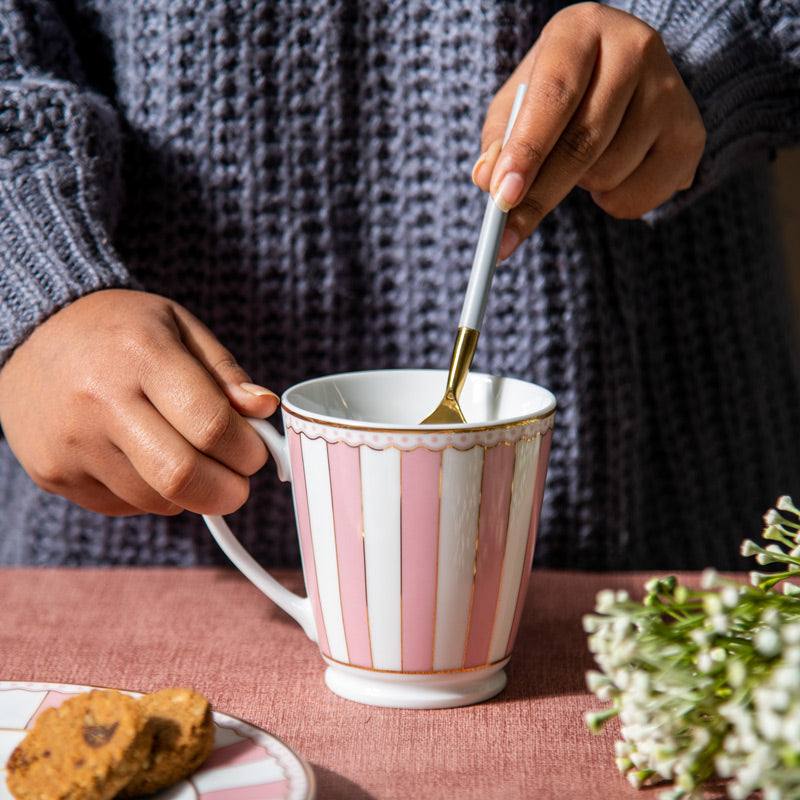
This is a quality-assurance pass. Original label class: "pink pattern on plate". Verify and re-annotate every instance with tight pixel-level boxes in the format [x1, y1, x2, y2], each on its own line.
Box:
[198, 779, 290, 800]
[198, 738, 271, 772]
[26, 690, 78, 727]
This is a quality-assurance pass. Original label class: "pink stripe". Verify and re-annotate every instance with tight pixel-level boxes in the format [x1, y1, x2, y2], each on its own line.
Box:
[27, 691, 79, 727]
[505, 429, 552, 656]
[463, 444, 517, 667]
[199, 779, 290, 800]
[287, 430, 330, 656]
[327, 441, 372, 668]
[198, 739, 270, 772]
[400, 448, 442, 672]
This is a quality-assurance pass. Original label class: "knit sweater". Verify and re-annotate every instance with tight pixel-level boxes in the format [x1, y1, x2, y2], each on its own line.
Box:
[0, 0, 799, 570]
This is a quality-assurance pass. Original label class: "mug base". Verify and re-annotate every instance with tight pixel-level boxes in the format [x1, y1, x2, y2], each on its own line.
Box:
[322, 657, 510, 709]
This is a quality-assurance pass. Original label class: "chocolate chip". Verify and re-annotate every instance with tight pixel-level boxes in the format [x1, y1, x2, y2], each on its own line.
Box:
[42, 750, 50, 757]
[82, 722, 118, 748]
[7, 748, 30, 770]
[75, 758, 85, 768]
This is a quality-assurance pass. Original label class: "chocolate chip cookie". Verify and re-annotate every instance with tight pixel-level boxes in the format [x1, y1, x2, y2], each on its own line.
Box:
[7, 690, 151, 800]
[120, 688, 214, 796]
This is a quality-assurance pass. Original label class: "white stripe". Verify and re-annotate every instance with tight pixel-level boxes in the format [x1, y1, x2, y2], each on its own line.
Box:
[0, 689, 46, 727]
[361, 447, 402, 670]
[488, 436, 542, 663]
[192, 759, 285, 791]
[433, 447, 485, 670]
[213, 725, 245, 749]
[0, 730, 25, 767]
[151, 782, 196, 800]
[300, 436, 348, 662]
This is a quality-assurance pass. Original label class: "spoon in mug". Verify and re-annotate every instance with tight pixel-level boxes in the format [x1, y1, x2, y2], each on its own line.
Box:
[421, 83, 528, 425]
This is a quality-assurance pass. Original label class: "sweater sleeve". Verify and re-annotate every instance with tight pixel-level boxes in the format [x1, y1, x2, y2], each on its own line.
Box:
[0, 0, 130, 367]
[605, 0, 800, 216]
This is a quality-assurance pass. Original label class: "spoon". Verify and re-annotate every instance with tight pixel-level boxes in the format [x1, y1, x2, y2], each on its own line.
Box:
[421, 83, 528, 424]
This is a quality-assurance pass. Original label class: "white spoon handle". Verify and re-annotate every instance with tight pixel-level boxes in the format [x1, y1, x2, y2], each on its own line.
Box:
[458, 83, 527, 331]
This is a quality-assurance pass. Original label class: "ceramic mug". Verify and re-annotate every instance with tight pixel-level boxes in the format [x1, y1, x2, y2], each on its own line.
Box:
[203, 369, 555, 709]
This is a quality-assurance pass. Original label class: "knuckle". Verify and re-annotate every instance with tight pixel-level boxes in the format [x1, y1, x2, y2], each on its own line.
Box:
[73, 372, 110, 409]
[506, 138, 546, 171]
[196, 401, 234, 452]
[687, 119, 707, 154]
[154, 499, 183, 516]
[30, 457, 68, 491]
[660, 74, 683, 99]
[211, 354, 242, 376]
[114, 325, 159, 362]
[516, 192, 548, 231]
[534, 74, 578, 113]
[242, 440, 269, 476]
[157, 454, 199, 500]
[579, 159, 622, 193]
[598, 194, 643, 220]
[580, 171, 615, 193]
[550, 2, 604, 31]
[573, 2, 605, 26]
[636, 25, 663, 57]
[558, 121, 603, 164]
[217, 477, 251, 515]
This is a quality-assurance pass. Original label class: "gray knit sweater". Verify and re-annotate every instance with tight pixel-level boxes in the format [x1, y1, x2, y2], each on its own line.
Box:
[0, 0, 799, 570]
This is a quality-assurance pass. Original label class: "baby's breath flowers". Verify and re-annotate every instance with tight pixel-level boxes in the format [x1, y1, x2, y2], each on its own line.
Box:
[585, 497, 800, 800]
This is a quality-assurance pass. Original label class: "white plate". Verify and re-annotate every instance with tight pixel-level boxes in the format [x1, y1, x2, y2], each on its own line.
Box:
[0, 681, 315, 800]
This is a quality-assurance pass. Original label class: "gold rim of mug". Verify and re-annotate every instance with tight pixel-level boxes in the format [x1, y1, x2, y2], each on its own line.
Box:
[322, 653, 511, 675]
[282, 406, 557, 435]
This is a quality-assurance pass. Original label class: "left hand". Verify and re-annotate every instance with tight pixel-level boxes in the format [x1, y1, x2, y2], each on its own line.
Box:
[472, 2, 706, 260]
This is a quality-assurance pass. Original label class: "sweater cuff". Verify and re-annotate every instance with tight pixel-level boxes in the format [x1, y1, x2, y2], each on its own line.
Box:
[0, 160, 130, 368]
[608, 0, 800, 220]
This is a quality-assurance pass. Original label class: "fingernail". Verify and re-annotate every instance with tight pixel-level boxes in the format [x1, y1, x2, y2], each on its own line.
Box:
[498, 228, 520, 261]
[472, 141, 501, 187]
[494, 172, 525, 212]
[240, 382, 279, 402]
[471, 151, 489, 185]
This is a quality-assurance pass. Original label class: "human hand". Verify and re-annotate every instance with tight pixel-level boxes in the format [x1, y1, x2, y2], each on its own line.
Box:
[472, 2, 706, 259]
[0, 289, 277, 516]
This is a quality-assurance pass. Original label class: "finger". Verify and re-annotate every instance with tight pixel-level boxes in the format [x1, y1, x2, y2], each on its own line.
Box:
[471, 139, 501, 191]
[90, 445, 184, 516]
[171, 304, 280, 419]
[590, 140, 689, 219]
[137, 333, 267, 477]
[108, 396, 250, 515]
[488, 27, 600, 212]
[499, 44, 641, 258]
[61, 475, 143, 517]
[577, 84, 659, 194]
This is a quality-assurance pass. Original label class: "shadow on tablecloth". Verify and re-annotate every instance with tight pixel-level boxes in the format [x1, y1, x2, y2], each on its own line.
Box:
[312, 763, 378, 799]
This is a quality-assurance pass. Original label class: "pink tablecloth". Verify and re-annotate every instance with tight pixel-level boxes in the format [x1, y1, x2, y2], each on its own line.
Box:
[0, 568, 695, 799]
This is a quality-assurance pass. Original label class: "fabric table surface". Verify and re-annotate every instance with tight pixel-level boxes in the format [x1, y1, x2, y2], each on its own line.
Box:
[0, 567, 712, 799]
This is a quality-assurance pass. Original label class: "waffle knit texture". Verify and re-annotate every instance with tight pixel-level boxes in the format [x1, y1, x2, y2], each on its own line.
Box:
[0, 0, 799, 569]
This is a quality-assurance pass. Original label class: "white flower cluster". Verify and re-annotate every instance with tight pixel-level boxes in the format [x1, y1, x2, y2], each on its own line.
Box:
[584, 585, 725, 799]
[584, 496, 800, 800]
[718, 620, 800, 800]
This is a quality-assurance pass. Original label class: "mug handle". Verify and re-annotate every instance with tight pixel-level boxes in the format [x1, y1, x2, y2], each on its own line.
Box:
[203, 418, 317, 643]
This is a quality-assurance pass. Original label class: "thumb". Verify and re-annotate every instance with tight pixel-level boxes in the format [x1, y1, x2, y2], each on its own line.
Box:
[170, 304, 280, 418]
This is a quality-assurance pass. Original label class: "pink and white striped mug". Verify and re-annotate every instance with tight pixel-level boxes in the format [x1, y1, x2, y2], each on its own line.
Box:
[203, 369, 555, 708]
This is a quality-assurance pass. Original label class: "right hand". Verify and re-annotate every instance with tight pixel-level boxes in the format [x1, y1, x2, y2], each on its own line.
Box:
[0, 289, 278, 516]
